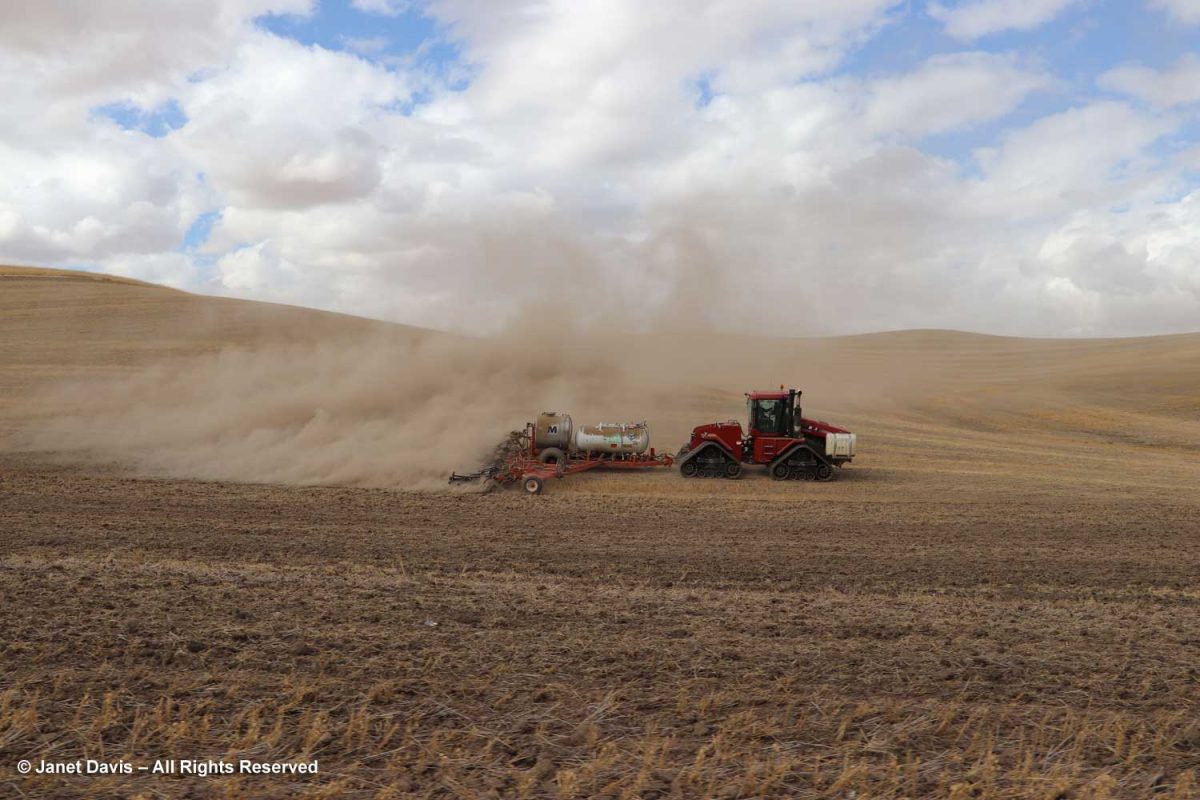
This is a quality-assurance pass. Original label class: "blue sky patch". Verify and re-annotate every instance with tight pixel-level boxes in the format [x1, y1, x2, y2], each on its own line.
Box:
[182, 211, 221, 251]
[254, 0, 468, 113]
[838, 1, 1198, 176]
[692, 73, 716, 108]
[94, 100, 188, 137]
[256, 0, 457, 70]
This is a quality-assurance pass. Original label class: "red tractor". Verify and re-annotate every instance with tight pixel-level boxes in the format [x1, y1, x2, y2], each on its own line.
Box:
[678, 388, 855, 481]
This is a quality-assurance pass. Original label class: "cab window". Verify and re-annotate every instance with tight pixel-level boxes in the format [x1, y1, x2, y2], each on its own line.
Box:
[752, 399, 785, 435]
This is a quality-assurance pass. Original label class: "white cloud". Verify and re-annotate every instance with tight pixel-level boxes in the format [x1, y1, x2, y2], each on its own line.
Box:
[1030, 193, 1200, 331]
[862, 52, 1049, 136]
[342, 35, 391, 55]
[216, 241, 300, 292]
[974, 102, 1171, 201]
[0, 1, 305, 267]
[178, 33, 410, 209]
[0, 1, 312, 108]
[0, 119, 207, 264]
[351, 0, 410, 14]
[929, 0, 1081, 40]
[423, 0, 903, 176]
[970, 103, 1173, 218]
[1099, 55, 1200, 108]
[1149, 0, 1200, 23]
[0, 0, 1197, 337]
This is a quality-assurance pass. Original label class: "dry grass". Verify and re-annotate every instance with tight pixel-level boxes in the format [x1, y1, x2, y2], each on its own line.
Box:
[2, 463, 1199, 798]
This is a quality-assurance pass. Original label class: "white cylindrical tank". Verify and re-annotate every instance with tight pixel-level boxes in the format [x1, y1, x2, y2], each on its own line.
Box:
[573, 422, 650, 455]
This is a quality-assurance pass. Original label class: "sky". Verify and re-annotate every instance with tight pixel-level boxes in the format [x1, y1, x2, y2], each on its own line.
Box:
[1, 0, 1199, 337]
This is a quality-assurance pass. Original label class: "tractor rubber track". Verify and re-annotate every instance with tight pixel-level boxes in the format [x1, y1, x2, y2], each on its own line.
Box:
[679, 446, 742, 479]
[782, 465, 833, 481]
[772, 457, 835, 482]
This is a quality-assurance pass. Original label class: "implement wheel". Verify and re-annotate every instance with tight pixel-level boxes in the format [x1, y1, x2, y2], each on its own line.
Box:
[537, 447, 566, 465]
[523, 476, 544, 495]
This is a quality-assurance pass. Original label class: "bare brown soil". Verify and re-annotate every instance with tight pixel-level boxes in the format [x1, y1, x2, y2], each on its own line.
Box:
[2, 268, 1199, 798]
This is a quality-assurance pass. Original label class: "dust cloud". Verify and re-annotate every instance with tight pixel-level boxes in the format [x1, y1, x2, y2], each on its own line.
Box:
[15, 315, 960, 489]
[6, 264, 986, 490]
[19, 328, 662, 488]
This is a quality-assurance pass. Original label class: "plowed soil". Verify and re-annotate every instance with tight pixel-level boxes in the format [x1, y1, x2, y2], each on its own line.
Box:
[2, 268, 1199, 798]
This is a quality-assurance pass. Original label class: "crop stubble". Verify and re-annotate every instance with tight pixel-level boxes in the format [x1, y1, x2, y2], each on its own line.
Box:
[2, 460, 1199, 798]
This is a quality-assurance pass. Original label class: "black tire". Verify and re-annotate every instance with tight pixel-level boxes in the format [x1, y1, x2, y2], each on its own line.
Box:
[814, 463, 834, 482]
[724, 460, 742, 479]
[770, 461, 790, 480]
[523, 476, 544, 495]
[537, 447, 566, 465]
[680, 460, 699, 478]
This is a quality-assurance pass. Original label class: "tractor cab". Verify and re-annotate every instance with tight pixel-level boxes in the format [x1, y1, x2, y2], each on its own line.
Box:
[746, 389, 801, 438]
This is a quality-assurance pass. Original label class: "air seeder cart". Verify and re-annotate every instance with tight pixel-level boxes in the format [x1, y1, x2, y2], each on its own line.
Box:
[449, 413, 674, 494]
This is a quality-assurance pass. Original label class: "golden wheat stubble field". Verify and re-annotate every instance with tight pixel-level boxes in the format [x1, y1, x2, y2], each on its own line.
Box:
[2, 268, 1200, 799]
